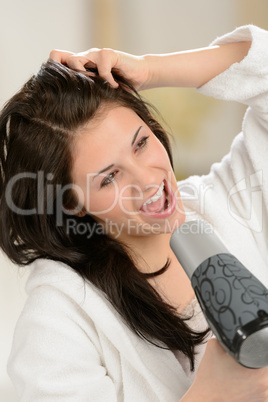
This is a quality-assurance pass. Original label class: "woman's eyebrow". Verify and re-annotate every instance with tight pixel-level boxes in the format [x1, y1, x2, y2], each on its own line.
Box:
[93, 125, 143, 181]
[131, 125, 142, 146]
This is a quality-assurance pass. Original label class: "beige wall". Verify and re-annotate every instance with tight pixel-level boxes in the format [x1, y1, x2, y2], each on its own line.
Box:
[89, 0, 268, 178]
[236, 0, 268, 29]
[1, 1, 267, 400]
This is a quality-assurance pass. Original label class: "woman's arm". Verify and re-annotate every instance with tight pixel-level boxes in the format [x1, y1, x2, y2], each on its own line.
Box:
[49, 41, 250, 90]
[180, 339, 268, 401]
[145, 41, 251, 89]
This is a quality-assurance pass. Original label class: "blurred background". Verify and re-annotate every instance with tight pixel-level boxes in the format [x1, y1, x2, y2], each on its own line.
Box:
[0, 0, 268, 400]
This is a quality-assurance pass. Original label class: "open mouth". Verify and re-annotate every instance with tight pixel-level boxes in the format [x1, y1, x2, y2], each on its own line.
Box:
[139, 179, 175, 218]
[156, 184, 170, 213]
[163, 188, 171, 211]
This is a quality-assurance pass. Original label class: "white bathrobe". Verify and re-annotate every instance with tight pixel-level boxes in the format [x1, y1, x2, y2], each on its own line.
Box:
[7, 25, 268, 401]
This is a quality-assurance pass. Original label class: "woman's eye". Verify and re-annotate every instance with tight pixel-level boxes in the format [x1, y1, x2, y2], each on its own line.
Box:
[101, 171, 118, 188]
[100, 136, 149, 189]
[136, 136, 149, 151]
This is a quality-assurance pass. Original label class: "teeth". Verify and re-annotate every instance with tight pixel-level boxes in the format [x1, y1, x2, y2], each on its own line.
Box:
[144, 181, 164, 205]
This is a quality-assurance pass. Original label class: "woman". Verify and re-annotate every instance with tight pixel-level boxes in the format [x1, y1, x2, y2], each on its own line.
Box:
[1, 24, 268, 400]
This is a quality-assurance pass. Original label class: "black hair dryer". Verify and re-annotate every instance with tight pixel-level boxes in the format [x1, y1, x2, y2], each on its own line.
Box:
[170, 220, 268, 368]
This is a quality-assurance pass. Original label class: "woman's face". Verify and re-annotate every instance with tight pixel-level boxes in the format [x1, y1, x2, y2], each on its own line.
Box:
[71, 105, 185, 241]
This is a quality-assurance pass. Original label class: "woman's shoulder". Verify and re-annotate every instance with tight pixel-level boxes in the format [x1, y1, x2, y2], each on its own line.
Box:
[13, 258, 126, 354]
[26, 258, 86, 295]
[24, 257, 126, 324]
[24, 258, 112, 320]
[13, 258, 142, 364]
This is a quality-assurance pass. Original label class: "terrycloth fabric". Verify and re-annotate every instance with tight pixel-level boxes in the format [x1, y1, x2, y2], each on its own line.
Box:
[7, 25, 268, 401]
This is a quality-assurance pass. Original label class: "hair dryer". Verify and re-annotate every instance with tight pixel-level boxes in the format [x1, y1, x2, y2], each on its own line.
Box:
[170, 220, 268, 369]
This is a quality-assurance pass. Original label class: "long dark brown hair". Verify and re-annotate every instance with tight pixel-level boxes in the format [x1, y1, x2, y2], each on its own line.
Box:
[0, 61, 209, 370]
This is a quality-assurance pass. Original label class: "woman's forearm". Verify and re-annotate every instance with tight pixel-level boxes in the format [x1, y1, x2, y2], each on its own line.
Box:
[145, 41, 251, 89]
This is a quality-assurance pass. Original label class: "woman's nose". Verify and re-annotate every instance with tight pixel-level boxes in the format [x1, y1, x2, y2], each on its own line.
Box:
[131, 166, 161, 196]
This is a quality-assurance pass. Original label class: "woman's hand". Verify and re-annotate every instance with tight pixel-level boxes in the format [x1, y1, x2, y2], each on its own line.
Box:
[182, 338, 268, 401]
[49, 48, 150, 91]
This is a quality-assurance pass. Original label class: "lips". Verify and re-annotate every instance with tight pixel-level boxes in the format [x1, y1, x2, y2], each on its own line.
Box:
[140, 181, 164, 213]
[143, 181, 164, 205]
[141, 188, 166, 214]
[139, 179, 176, 219]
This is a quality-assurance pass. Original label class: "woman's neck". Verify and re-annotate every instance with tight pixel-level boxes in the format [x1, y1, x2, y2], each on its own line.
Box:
[125, 232, 174, 274]
[124, 232, 195, 312]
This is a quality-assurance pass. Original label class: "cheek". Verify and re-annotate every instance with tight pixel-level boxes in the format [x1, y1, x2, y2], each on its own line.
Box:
[85, 190, 119, 215]
[85, 186, 139, 221]
[85, 184, 133, 221]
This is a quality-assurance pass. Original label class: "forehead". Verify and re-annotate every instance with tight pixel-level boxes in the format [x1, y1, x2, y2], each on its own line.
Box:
[71, 106, 144, 182]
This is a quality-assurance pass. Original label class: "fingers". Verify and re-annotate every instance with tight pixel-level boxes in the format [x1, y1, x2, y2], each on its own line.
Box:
[96, 63, 119, 88]
[49, 48, 120, 88]
[66, 55, 92, 72]
[49, 49, 74, 64]
[85, 49, 119, 88]
[49, 49, 89, 71]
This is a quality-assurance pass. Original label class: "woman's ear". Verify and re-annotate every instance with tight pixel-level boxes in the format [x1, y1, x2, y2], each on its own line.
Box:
[63, 204, 87, 217]
[76, 207, 87, 217]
